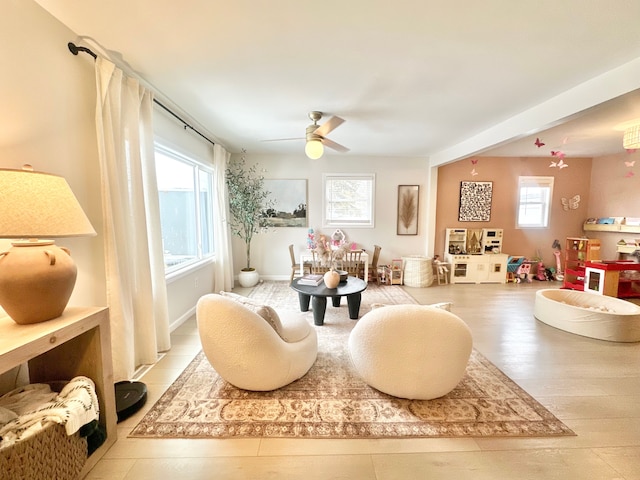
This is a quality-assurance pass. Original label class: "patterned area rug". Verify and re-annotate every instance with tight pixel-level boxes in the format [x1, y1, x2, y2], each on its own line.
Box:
[130, 282, 575, 439]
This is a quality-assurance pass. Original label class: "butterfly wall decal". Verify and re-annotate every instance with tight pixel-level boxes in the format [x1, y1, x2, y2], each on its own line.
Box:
[534, 138, 545, 148]
[550, 159, 568, 169]
[561, 194, 580, 211]
[551, 150, 566, 159]
[470, 168, 478, 176]
[625, 171, 635, 178]
[471, 158, 478, 165]
[625, 160, 635, 167]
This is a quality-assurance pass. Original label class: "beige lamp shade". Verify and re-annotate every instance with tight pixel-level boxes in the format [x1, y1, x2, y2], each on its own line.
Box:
[0, 167, 96, 324]
[0, 168, 96, 238]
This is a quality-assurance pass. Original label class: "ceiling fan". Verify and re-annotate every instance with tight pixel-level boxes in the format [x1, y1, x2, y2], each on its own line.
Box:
[264, 111, 349, 159]
[303, 111, 349, 159]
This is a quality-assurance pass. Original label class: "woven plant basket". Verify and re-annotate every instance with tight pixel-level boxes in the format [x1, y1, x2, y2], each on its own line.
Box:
[402, 256, 434, 287]
[0, 420, 87, 480]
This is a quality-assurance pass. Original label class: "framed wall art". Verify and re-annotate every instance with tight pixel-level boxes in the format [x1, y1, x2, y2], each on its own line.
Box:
[261, 179, 308, 227]
[459, 181, 493, 222]
[397, 185, 419, 235]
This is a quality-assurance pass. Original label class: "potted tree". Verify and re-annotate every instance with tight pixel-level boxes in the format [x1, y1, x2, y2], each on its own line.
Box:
[225, 152, 273, 287]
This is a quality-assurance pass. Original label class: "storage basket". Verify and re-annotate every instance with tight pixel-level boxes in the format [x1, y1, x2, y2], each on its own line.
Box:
[0, 420, 87, 480]
[402, 255, 434, 287]
[0, 380, 89, 480]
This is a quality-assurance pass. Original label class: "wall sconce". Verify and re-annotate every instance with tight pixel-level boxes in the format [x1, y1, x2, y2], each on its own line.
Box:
[623, 124, 640, 150]
[0, 166, 96, 324]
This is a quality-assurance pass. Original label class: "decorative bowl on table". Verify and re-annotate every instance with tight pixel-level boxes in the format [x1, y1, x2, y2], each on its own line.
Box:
[337, 270, 348, 283]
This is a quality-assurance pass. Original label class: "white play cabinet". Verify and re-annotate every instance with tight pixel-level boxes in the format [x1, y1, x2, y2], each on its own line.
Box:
[444, 228, 508, 284]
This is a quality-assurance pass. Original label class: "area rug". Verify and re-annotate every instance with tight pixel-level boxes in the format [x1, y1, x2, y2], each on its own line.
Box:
[130, 282, 575, 439]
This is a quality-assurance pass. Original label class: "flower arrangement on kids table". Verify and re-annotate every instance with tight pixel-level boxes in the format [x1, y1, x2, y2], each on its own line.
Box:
[313, 229, 352, 268]
[306, 228, 317, 250]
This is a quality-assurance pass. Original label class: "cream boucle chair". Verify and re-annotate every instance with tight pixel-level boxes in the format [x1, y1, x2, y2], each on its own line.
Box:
[348, 304, 472, 400]
[196, 293, 318, 391]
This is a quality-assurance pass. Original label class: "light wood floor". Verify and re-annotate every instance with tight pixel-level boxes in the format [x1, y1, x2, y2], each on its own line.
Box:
[86, 281, 640, 479]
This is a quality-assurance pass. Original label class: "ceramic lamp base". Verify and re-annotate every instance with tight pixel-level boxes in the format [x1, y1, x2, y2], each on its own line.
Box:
[0, 241, 77, 324]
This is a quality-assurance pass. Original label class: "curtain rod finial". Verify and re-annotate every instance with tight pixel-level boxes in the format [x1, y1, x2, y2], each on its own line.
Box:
[67, 42, 97, 59]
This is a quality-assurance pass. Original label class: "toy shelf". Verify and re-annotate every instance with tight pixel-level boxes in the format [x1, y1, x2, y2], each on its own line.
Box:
[563, 237, 601, 291]
[583, 223, 640, 234]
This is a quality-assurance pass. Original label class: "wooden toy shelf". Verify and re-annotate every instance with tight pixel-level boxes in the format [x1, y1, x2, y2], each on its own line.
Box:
[563, 237, 601, 291]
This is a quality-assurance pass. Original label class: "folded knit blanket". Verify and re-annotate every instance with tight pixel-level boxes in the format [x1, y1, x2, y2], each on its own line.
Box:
[0, 376, 99, 450]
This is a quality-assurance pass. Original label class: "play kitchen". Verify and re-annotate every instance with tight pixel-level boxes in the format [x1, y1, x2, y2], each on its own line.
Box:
[444, 228, 509, 284]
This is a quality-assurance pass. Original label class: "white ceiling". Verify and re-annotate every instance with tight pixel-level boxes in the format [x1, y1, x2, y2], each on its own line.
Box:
[34, 0, 640, 160]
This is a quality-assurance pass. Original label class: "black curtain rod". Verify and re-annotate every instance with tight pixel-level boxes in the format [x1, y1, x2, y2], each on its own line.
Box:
[68, 42, 215, 147]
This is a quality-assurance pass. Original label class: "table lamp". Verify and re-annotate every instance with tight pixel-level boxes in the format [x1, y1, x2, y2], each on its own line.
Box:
[0, 166, 96, 324]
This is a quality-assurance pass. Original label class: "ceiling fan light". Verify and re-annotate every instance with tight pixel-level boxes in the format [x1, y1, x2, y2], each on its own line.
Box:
[305, 139, 324, 159]
[623, 124, 640, 150]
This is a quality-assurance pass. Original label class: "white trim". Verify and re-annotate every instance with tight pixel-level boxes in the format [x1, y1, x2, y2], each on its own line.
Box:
[516, 176, 554, 229]
[169, 305, 197, 333]
[165, 257, 215, 284]
[322, 173, 376, 228]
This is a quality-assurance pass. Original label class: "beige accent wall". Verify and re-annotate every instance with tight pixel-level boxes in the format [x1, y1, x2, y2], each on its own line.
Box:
[434, 156, 593, 268]
[587, 150, 640, 259]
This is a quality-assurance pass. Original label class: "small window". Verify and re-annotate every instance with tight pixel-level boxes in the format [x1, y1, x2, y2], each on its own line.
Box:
[517, 176, 554, 228]
[155, 144, 215, 272]
[323, 173, 375, 228]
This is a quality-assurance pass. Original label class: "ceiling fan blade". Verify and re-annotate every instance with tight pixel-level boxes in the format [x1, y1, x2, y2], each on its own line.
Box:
[261, 137, 304, 142]
[314, 115, 345, 137]
[322, 137, 350, 153]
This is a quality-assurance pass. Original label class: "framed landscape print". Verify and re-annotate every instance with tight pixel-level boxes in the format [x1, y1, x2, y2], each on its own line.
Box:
[397, 185, 419, 235]
[262, 179, 308, 227]
[459, 181, 492, 222]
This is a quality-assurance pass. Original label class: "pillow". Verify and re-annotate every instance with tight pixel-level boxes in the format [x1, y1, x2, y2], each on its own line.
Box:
[219, 291, 283, 334]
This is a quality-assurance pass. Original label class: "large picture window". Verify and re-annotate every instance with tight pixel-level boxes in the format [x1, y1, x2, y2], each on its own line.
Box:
[155, 145, 214, 272]
[323, 173, 375, 228]
[517, 176, 554, 228]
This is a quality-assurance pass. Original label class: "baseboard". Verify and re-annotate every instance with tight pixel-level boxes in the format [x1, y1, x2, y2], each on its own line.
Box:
[258, 275, 290, 282]
[170, 305, 196, 333]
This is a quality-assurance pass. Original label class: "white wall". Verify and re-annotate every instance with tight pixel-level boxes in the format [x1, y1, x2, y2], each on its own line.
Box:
[0, 0, 106, 311]
[228, 153, 431, 280]
[0, 1, 215, 331]
[0, 0, 106, 392]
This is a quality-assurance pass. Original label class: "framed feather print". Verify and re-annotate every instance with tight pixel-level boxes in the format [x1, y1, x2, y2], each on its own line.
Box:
[397, 185, 419, 235]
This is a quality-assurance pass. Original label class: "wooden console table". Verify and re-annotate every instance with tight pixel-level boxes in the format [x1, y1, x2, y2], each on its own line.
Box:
[0, 307, 116, 478]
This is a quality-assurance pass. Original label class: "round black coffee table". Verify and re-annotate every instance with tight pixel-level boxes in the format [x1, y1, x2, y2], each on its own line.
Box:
[290, 276, 367, 326]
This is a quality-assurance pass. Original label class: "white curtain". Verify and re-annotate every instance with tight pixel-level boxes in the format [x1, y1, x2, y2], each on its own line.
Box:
[94, 57, 171, 382]
[212, 144, 234, 291]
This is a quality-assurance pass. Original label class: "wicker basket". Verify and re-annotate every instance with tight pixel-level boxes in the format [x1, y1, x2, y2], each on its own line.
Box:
[402, 255, 434, 287]
[0, 413, 88, 480]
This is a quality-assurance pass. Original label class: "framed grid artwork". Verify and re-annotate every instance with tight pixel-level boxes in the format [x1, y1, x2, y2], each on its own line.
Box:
[459, 181, 492, 222]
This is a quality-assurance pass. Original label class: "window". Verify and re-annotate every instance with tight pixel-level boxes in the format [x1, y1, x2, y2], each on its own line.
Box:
[155, 144, 214, 272]
[516, 176, 554, 228]
[323, 173, 375, 228]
